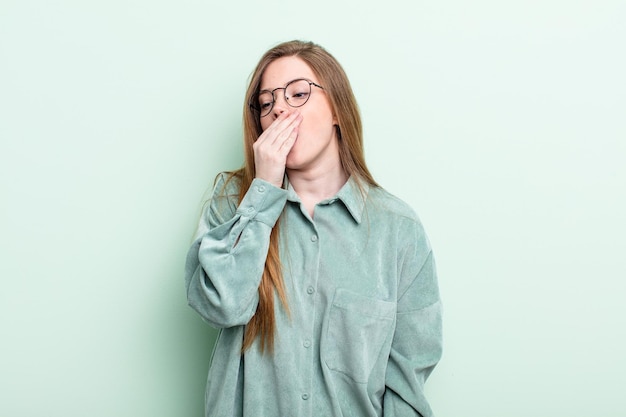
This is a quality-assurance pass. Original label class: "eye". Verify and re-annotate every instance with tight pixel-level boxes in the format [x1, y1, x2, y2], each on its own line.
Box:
[257, 92, 273, 110]
[286, 79, 312, 103]
[291, 91, 310, 99]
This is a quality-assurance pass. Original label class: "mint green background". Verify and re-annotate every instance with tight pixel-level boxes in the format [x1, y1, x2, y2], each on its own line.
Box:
[1, 1, 625, 416]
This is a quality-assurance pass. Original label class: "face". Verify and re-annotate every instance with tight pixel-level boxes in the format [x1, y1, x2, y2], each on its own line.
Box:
[259, 56, 339, 172]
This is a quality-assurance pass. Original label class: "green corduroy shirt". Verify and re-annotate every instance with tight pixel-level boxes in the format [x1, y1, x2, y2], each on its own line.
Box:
[185, 173, 442, 417]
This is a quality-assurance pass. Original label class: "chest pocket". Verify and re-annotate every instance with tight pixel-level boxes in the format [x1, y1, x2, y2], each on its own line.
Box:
[323, 288, 396, 384]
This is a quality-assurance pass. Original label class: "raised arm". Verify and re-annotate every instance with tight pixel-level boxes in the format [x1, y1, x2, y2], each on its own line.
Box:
[184, 174, 288, 328]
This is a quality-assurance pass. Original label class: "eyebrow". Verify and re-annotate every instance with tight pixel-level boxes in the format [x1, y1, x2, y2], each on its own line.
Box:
[259, 77, 314, 93]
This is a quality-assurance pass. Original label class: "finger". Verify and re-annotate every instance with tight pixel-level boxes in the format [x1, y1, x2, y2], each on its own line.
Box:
[272, 115, 302, 151]
[266, 112, 301, 144]
[254, 112, 292, 147]
[265, 110, 293, 132]
[279, 125, 298, 154]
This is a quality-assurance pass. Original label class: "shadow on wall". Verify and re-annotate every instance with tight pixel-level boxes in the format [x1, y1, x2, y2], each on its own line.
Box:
[151, 259, 220, 415]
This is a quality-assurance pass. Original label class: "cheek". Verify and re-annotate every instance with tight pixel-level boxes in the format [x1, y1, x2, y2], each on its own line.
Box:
[301, 112, 335, 137]
[260, 117, 271, 131]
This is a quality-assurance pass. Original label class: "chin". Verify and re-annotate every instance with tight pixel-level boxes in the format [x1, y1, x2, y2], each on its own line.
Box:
[285, 149, 300, 169]
[285, 155, 307, 171]
[285, 159, 299, 170]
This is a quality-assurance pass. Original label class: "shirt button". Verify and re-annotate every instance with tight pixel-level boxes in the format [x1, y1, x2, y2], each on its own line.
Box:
[302, 393, 310, 400]
[306, 286, 315, 295]
[303, 340, 311, 348]
[310, 235, 318, 242]
[257, 185, 265, 193]
[246, 207, 254, 214]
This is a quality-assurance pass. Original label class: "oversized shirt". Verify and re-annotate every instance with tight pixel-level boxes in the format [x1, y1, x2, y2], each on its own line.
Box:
[185, 173, 442, 417]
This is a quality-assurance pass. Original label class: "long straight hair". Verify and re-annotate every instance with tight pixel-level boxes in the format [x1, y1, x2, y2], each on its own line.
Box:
[232, 40, 378, 353]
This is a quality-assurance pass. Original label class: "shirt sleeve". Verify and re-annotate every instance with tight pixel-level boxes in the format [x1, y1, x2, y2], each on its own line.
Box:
[184, 174, 288, 328]
[383, 219, 443, 417]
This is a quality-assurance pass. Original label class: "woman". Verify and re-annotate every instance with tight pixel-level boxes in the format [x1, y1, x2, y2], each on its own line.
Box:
[185, 40, 442, 417]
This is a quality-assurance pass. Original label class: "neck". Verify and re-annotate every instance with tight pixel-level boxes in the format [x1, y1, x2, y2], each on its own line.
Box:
[286, 162, 348, 217]
[287, 164, 348, 200]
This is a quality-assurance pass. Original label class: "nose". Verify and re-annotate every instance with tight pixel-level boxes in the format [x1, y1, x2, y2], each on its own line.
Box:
[271, 90, 289, 119]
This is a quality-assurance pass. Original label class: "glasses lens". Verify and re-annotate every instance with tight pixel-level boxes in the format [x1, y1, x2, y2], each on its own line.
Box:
[257, 91, 274, 116]
[285, 80, 311, 108]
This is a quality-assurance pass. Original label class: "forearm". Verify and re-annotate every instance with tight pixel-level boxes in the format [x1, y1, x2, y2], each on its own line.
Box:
[185, 179, 287, 327]
[383, 299, 443, 417]
[384, 247, 442, 416]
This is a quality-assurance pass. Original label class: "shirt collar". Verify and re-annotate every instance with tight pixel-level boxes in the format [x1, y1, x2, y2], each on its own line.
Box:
[284, 175, 369, 224]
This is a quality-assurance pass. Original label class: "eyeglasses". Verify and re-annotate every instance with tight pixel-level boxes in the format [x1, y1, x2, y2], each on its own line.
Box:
[250, 78, 324, 117]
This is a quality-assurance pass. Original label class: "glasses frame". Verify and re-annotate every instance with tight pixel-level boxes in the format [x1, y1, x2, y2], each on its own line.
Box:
[250, 78, 324, 117]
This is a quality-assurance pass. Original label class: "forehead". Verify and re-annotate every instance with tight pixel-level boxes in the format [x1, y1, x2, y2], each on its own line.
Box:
[260, 56, 318, 90]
